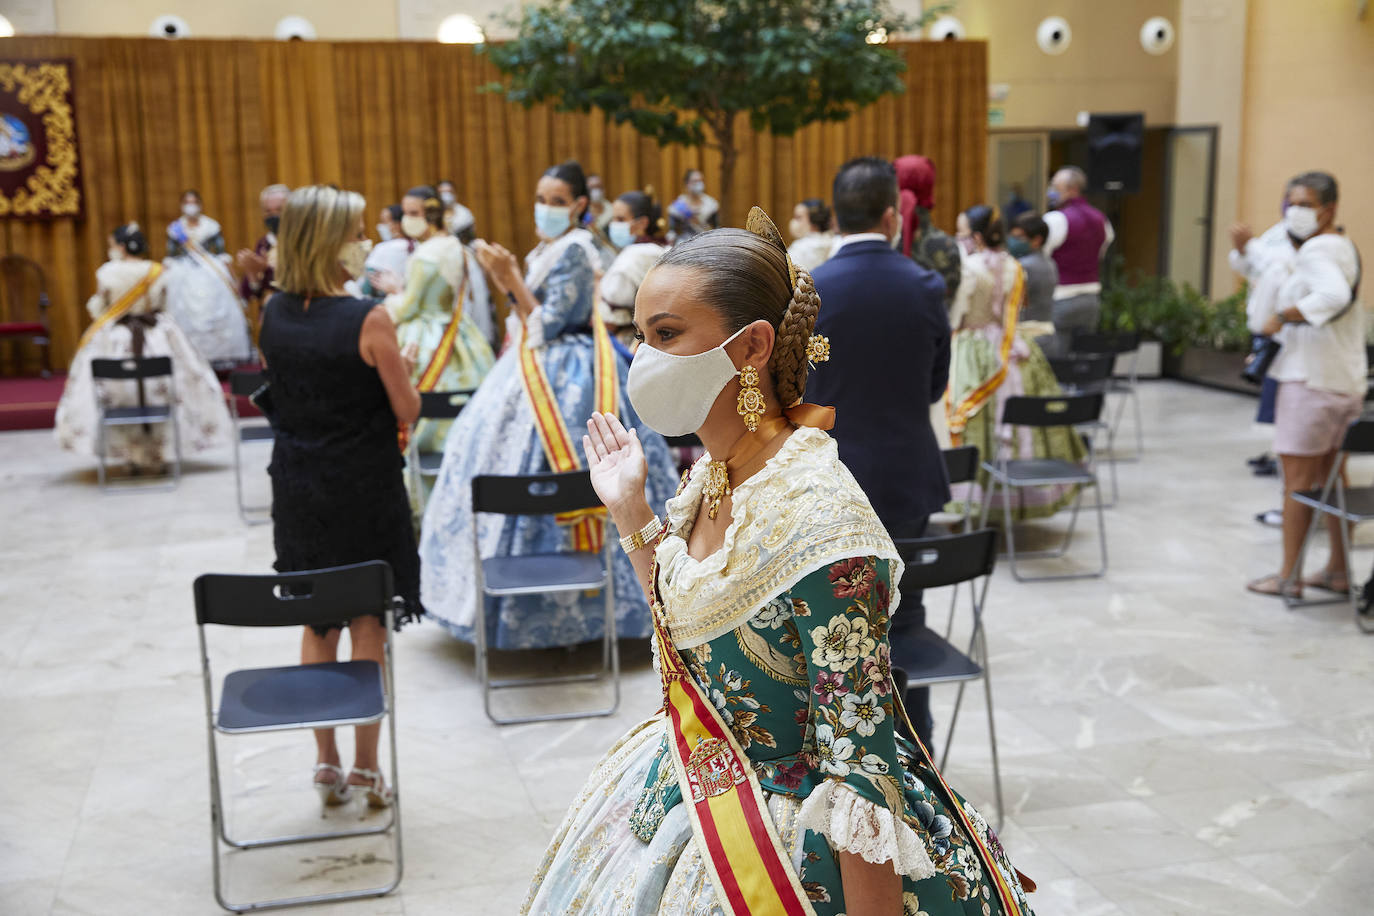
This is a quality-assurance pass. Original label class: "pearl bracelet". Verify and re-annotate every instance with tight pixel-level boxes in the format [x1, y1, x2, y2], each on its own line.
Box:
[618, 515, 664, 554]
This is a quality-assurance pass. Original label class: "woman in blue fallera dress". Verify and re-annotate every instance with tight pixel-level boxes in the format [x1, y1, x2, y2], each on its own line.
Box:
[418, 161, 678, 649]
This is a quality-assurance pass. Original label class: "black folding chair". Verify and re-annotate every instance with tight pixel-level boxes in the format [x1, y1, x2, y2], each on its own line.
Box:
[228, 369, 272, 524]
[979, 393, 1108, 581]
[1286, 418, 1374, 633]
[1071, 330, 1144, 460]
[892, 529, 1004, 829]
[931, 445, 980, 535]
[406, 389, 474, 512]
[471, 470, 619, 724]
[1049, 353, 1121, 506]
[90, 356, 180, 491]
[193, 561, 403, 912]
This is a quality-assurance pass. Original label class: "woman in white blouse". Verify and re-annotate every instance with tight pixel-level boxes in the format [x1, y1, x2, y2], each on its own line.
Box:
[786, 197, 837, 273]
[1246, 172, 1364, 598]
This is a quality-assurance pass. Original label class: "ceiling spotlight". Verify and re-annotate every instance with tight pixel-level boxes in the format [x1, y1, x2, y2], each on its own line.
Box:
[928, 15, 966, 41]
[1139, 17, 1175, 55]
[1036, 16, 1072, 55]
[275, 16, 318, 41]
[149, 14, 190, 39]
[0, 15, 14, 38]
[437, 13, 484, 44]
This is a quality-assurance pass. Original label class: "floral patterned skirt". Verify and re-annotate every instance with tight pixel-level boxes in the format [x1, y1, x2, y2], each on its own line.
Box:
[523, 715, 1035, 916]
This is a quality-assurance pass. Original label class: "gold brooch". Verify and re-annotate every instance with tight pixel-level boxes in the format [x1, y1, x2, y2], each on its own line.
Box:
[806, 334, 831, 366]
[702, 460, 731, 521]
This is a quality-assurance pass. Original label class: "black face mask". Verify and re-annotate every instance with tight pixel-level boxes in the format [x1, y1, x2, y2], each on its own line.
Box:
[264, 215, 281, 235]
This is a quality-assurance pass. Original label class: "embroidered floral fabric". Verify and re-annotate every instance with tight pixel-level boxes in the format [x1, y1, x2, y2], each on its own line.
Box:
[527, 556, 1035, 915]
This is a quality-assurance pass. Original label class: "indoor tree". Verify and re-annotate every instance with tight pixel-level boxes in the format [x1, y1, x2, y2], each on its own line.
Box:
[481, 0, 943, 222]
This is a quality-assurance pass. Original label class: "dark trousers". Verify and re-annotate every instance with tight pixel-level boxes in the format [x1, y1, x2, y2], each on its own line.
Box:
[886, 515, 933, 751]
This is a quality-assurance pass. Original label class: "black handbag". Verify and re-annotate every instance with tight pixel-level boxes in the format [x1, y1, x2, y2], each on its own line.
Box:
[249, 380, 277, 427]
[1241, 243, 1362, 386]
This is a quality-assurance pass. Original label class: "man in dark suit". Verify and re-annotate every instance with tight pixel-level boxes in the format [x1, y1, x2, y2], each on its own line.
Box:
[805, 156, 951, 750]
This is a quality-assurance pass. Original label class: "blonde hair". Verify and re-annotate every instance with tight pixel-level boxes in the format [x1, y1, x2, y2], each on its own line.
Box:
[276, 185, 365, 295]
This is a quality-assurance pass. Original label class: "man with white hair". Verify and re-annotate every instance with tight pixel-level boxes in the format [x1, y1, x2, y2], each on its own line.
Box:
[1041, 166, 1114, 354]
[236, 183, 290, 307]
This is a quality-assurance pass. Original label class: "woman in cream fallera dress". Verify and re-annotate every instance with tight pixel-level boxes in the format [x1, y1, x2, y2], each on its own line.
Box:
[524, 213, 1034, 916]
[56, 235, 231, 470]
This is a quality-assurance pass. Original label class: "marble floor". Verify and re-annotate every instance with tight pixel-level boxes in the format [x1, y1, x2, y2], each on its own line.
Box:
[2, 380, 1372, 915]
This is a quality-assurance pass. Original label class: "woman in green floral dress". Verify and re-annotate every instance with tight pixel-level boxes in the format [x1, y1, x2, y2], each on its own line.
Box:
[522, 211, 1035, 916]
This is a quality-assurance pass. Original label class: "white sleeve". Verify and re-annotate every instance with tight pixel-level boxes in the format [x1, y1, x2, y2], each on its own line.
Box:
[1042, 211, 1068, 256]
[1294, 242, 1357, 327]
[1229, 246, 1252, 280]
[1101, 219, 1115, 257]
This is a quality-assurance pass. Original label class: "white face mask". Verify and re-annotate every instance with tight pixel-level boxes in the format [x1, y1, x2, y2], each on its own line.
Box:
[108, 245, 124, 262]
[401, 214, 428, 239]
[181, 202, 201, 218]
[626, 327, 748, 437]
[788, 217, 810, 240]
[589, 187, 605, 204]
[688, 180, 706, 196]
[339, 239, 372, 280]
[439, 190, 456, 207]
[376, 223, 394, 242]
[1284, 205, 1320, 240]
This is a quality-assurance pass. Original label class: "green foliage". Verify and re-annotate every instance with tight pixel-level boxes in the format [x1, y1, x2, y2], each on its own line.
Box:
[1099, 257, 1250, 355]
[481, 0, 935, 151]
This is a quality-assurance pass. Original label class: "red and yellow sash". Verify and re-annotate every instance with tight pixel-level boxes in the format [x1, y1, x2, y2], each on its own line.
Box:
[77, 263, 163, 351]
[416, 276, 470, 393]
[947, 261, 1026, 446]
[517, 306, 617, 553]
[647, 546, 817, 916]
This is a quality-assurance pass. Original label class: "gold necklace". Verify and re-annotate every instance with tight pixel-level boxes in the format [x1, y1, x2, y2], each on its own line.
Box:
[701, 416, 791, 521]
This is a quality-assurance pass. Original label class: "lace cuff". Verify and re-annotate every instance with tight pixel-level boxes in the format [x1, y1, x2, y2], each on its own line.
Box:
[796, 781, 936, 880]
[523, 307, 550, 349]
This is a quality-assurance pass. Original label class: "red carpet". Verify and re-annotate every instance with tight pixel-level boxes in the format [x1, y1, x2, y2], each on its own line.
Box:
[0, 371, 260, 431]
[0, 373, 65, 431]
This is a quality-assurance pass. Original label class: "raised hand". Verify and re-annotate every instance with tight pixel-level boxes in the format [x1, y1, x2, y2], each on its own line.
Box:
[583, 411, 648, 519]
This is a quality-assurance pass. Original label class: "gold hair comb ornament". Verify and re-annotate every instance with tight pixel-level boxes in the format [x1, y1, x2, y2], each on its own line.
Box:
[806, 334, 831, 367]
[745, 206, 799, 289]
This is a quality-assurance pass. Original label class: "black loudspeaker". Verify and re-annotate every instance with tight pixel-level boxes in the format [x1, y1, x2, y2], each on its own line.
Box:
[1087, 113, 1144, 193]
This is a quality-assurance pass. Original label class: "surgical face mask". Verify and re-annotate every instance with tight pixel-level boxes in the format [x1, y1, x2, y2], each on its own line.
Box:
[182, 202, 201, 218]
[376, 223, 394, 242]
[1284, 205, 1320, 240]
[439, 190, 456, 207]
[535, 203, 572, 240]
[264, 215, 280, 235]
[401, 214, 428, 239]
[688, 180, 706, 196]
[1006, 236, 1032, 258]
[626, 327, 748, 437]
[1045, 187, 1061, 208]
[788, 217, 810, 240]
[338, 239, 372, 280]
[608, 220, 635, 250]
[108, 245, 124, 262]
[589, 187, 605, 204]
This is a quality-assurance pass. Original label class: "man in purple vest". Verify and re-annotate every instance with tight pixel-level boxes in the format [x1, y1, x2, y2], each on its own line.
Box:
[1042, 166, 1115, 355]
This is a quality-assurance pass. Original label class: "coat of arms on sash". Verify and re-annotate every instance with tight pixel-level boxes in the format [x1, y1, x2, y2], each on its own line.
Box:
[0, 60, 83, 218]
[684, 736, 748, 803]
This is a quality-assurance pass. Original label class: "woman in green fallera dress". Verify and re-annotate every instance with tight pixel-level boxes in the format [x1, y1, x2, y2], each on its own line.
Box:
[947, 205, 1086, 524]
[523, 210, 1035, 916]
[373, 185, 495, 510]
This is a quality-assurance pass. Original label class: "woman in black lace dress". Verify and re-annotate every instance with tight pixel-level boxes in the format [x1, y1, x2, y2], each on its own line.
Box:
[259, 185, 421, 809]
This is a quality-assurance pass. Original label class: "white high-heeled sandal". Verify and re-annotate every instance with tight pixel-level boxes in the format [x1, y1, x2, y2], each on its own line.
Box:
[349, 767, 393, 809]
[313, 763, 352, 807]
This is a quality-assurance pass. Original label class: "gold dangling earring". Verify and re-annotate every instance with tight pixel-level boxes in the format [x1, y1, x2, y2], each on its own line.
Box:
[736, 365, 766, 433]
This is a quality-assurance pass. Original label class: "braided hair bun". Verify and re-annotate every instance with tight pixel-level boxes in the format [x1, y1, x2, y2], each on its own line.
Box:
[654, 207, 822, 407]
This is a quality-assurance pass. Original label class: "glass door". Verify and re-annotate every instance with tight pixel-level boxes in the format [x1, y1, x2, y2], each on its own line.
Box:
[1160, 126, 1217, 296]
[988, 132, 1048, 221]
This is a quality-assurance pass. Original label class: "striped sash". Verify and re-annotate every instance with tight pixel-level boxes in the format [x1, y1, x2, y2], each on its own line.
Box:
[516, 306, 617, 552]
[948, 260, 1025, 445]
[77, 263, 163, 351]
